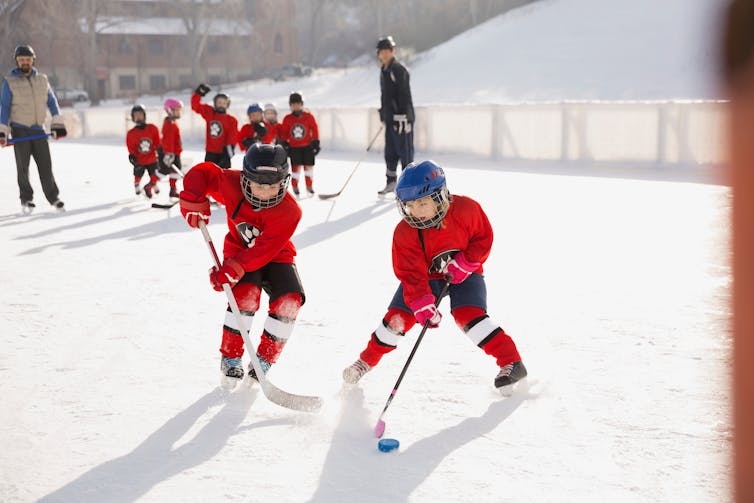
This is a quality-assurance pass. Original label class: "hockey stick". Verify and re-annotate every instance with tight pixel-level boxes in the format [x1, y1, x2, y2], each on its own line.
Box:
[374, 279, 451, 437]
[318, 124, 384, 200]
[197, 220, 323, 412]
[151, 165, 184, 209]
[6, 133, 53, 145]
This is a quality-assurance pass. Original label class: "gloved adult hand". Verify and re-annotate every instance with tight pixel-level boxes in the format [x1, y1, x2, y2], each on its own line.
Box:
[162, 152, 175, 167]
[128, 154, 138, 166]
[50, 115, 67, 139]
[209, 257, 245, 292]
[409, 294, 442, 328]
[442, 252, 480, 284]
[195, 83, 211, 97]
[310, 139, 320, 156]
[0, 124, 8, 147]
[253, 121, 267, 138]
[179, 191, 210, 228]
[392, 114, 411, 134]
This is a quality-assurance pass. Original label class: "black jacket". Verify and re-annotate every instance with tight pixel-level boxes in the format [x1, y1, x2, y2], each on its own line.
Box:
[380, 58, 414, 123]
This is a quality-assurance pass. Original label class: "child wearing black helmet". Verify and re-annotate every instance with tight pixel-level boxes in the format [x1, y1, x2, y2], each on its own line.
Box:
[343, 160, 527, 394]
[126, 104, 161, 198]
[179, 144, 306, 387]
[279, 92, 320, 196]
[191, 83, 239, 169]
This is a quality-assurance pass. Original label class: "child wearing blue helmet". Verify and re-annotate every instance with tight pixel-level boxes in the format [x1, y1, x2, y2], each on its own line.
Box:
[343, 160, 527, 393]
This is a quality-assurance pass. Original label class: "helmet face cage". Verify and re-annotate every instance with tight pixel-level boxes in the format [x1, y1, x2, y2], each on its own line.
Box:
[240, 172, 290, 209]
[397, 186, 450, 229]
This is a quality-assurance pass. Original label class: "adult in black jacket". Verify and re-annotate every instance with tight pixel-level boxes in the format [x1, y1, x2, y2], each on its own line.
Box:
[376, 36, 414, 195]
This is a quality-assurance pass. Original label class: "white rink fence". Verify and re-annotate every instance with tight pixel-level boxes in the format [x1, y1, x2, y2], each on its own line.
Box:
[60, 101, 727, 167]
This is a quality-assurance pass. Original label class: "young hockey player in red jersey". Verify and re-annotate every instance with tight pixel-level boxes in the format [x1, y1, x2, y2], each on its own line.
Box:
[262, 103, 281, 144]
[126, 104, 161, 198]
[191, 83, 238, 169]
[158, 98, 184, 198]
[279, 92, 320, 196]
[179, 144, 306, 385]
[342, 160, 528, 394]
[238, 103, 267, 152]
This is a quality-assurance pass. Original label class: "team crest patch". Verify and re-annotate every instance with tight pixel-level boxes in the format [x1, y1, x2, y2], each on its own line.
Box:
[237, 223, 262, 248]
[209, 120, 223, 138]
[291, 124, 305, 139]
[429, 249, 461, 274]
[138, 138, 152, 153]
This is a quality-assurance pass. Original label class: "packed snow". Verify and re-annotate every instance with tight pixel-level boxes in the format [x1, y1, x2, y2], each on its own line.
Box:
[1, 0, 731, 501]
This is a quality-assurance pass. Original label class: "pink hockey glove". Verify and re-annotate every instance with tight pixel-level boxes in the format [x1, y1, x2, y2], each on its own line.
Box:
[179, 191, 210, 228]
[443, 252, 480, 284]
[209, 258, 245, 292]
[410, 294, 442, 328]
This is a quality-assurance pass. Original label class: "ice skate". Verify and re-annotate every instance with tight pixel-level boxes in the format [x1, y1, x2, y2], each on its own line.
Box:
[169, 186, 179, 199]
[292, 186, 300, 196]
[306, 186, 314, 196]
[52, 199, 65, 212]
[247, 355, 272, 383]
[342, 358, 371, 384]
[377, 180, 396, 196]
[220, 356, 244, 389]
[21, 201, 35, 214]
[134, 183, 142, 196]
[494, 361, 528, 396]
[143, 183, 155, 199]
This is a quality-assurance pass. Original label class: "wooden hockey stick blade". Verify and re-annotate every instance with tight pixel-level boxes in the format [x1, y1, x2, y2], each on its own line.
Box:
[317, 192, 342, 200]
[151, 201, 178, 209]
[259, 379, 323, 412]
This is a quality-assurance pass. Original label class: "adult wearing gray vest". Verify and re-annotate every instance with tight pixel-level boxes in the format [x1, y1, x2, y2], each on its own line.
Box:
[0, 45, 67, 213]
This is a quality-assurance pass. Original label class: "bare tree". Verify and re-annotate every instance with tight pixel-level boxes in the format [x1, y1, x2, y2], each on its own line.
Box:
[0, 0, 28, 50]
[177, 0, 219, 83]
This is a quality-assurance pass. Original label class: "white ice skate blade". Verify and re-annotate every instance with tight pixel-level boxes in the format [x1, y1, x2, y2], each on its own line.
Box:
[497, 377, 529, 397]
[220, 375, 242, 391]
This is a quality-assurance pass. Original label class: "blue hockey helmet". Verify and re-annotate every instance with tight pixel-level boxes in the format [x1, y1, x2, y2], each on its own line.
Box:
[395, 160, 451, 229]
[241, 143, 290, 209]
[247, 103, 263, 114]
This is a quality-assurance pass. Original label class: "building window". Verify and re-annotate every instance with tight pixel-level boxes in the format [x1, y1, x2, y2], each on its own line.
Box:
[148, 38, 164, 54]
[119, 75, 136, 90]
[149, 75, 166, 91]
[179, 75, 193, 88]
[274, 33, 283, 54]
[208, 74, 222, 86]
[118, 37, 132, 54]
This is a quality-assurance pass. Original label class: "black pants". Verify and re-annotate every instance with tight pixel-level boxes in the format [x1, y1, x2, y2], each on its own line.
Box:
[205, 150, 231, 169]
[12, 125, 60, 204]
[384, 124, 414, 181]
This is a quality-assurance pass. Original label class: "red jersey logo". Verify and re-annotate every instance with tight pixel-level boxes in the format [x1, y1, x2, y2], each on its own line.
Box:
[138, 138, 153, 153]
[209, 121, 223, 138]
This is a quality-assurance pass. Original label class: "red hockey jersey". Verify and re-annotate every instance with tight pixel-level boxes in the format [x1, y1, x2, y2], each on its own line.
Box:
[238, 122, 267, 152]
[262, 121, 281, 144]
[392, 195, 492, 305]
[279, 111, 319, 148]
[126, 124, 161, 165]
[182, 162, 302, 272]
[161, 117, 182, 156]
[191, 93, 239, 154]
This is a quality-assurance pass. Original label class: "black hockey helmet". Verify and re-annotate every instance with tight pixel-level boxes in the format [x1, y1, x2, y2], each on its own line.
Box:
[241, 143, 290, 208]
[289, 92, 303, 105]
[14, 44, 35, 62]
[130, 104, 146, 123]
[213, 92, 231, 112]
[376, 36, 396, 51]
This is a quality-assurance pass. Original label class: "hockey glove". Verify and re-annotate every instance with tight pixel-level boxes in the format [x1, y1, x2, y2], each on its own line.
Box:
[253, 121, 267, 138]
[128, 154, 138, 166]
[241, 136, 255, 149]
[410, 294, 442, 328]
[0, 123, 9, 147]
[392, 114, 412, 134]
[195, 83, 211, 97]
[310, 139, 320, 156]
[280, 141, 290, 154]
[179, 191, 211, 228]
[443, 252, 480, 284]
[209, 257, 245, 292]
[162, 152, 175, 167]
[50, 115, 67, 139]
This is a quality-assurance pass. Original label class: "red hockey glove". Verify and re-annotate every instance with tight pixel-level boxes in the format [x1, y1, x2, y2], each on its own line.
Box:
[410, 294, 442, 328]
[209, 258, 245, 292]
[179, 191, 210, 228]
[443, 252, 480, 284]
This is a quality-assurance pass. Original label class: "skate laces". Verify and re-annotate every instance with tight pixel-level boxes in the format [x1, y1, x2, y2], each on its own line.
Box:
[496, 363, 514, 378]
[222, 356, 242, 367]
[350, 359, 370, 375]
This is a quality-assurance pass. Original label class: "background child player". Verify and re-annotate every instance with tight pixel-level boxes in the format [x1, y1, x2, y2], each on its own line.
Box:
[126, 104, 161, 198]
[279, 92, 320, 196]
[262, 103, 281, 144]
[238, 103, 267, 152]
[158, 98, 184, 198]
[179, 144, 307, 387]
[191, 83, 238, 169]
[342, 160, 527, 394]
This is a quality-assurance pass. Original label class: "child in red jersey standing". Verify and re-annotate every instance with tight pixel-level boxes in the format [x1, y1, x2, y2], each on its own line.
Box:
[179, 144, 307, 385]
[342, 160, 527, 394]
[158, 98, 184, 198]
[238, 103, 268, 152]
[191, 83, 238, 169]
[126, 104, 161, 198]
[262, 103, 281, 144]
[279, 92, 320, 196]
